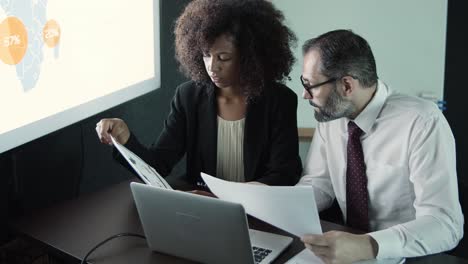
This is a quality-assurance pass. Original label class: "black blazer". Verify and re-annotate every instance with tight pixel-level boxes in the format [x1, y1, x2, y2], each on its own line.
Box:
[118, 81, 302, 186]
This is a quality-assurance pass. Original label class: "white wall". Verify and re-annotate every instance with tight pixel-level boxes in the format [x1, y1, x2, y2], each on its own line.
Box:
[272, 0, 448, 128]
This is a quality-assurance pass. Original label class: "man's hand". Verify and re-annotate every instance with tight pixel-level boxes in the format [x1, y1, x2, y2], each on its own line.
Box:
[301, 231, 378, 264]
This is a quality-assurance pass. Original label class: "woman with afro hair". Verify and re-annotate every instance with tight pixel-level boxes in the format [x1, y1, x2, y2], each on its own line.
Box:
[96, 0, 302, 190]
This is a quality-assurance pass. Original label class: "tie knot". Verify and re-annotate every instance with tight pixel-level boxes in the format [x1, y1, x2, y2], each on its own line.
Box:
[348, 121, 363, 137]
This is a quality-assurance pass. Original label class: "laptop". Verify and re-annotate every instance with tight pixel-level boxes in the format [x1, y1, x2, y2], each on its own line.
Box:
[130, 182, 293, 264]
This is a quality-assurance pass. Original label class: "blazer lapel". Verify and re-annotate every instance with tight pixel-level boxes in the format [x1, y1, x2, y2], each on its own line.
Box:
[197, 85, 218, 177]
[244, 97, 265, 182]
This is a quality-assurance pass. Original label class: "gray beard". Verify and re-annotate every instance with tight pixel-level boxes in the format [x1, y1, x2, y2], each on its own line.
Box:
[311, 86, 356, 122]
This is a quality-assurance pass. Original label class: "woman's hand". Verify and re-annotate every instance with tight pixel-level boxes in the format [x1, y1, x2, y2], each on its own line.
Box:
[95, 118, 130, 145]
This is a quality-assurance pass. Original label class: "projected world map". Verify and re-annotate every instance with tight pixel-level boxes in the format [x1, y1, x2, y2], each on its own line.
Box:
[0, 0, 60, 92]
[0, 0, 156, 153]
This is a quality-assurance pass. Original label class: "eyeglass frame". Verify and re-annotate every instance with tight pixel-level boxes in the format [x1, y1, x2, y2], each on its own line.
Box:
[300, 75, 337, 97]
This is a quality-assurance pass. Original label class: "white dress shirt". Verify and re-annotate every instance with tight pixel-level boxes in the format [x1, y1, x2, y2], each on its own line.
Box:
[298, 80, 464, 259]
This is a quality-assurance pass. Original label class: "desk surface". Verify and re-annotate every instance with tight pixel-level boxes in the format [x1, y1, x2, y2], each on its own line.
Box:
[12, 180, 468, 264]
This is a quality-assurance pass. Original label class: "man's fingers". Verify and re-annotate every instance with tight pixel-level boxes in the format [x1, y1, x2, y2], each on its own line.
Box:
[302, 234, 329, 246]
[306, 244, 330, 257]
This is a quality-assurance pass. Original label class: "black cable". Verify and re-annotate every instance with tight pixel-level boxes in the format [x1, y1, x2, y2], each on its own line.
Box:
[80, 233, 145, 264]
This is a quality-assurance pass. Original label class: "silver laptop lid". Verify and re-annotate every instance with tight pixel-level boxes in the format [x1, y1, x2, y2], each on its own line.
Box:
[130, 182, 255, 264]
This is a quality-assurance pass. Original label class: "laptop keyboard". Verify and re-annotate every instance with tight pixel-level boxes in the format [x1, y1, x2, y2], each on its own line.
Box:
[252, 246, 272, 263]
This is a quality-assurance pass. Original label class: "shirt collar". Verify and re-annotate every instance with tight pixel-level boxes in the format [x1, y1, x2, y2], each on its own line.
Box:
[347, 79, 389, 134]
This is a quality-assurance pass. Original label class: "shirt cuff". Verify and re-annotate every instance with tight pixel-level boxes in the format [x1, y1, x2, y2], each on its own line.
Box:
[368, 228, 403, 259]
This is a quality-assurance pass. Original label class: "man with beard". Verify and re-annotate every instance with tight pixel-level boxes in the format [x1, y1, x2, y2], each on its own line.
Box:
[296, 30, 463, 263]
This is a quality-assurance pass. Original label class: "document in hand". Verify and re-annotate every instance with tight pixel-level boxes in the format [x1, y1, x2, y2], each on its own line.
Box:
[200, 173, 322, 237]
[111, 136, 172, 190]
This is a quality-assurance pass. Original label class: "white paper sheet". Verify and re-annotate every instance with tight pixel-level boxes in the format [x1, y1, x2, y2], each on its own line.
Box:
[285, 249, 324, 264]
[111, 136, 172, 189]
[200, 173, 322, 237]
[286, 249, 405, 264]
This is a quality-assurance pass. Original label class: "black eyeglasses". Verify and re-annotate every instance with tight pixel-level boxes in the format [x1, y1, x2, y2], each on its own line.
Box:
[300, 75, 336, 97]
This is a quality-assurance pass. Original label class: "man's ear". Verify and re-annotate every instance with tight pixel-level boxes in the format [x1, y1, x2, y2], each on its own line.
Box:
[340, 76, 356, 97]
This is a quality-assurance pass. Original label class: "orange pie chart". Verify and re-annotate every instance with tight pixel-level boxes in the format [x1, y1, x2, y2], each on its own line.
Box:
[0, 17, 28, 65]
[43, 19, 61, 48]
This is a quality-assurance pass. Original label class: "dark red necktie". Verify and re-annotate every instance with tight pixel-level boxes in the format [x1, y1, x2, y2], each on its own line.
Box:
[346, 121, 369, 232]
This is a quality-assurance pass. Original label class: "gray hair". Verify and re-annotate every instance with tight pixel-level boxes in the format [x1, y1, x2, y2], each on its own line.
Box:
[302, 29, 378, 88]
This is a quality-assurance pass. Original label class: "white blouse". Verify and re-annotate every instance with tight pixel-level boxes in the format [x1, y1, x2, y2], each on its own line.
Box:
[216, 116, 245, 182]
